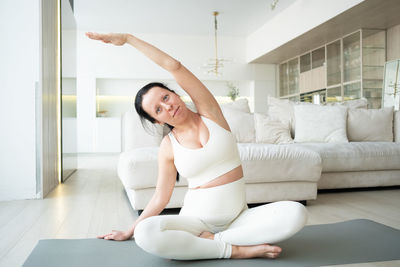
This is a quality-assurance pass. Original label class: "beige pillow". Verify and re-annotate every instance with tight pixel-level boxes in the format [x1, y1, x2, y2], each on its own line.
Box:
[268, 96, 368, 139]
[221, 107, 255, 143]
[347, 107, 394, 142]
[267, 96, 313, 138]
[267, 96, 293, 127]
[254, 113, 293, 144]
[294, 105, 349, 143]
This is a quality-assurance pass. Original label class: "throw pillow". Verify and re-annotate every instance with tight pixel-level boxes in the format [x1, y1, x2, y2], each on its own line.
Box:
[221, 107, 255, 143]
[267, 96, 369, 139]
[254, 113, 293, 144]
[267, 96, 313, 138]
[267, 96, 293, 127]
[294, 105, 349, 143]
[347, 107, 394, 142]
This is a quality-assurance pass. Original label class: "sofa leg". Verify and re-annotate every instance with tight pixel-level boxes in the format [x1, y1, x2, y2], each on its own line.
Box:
[299, 200, 307, 206]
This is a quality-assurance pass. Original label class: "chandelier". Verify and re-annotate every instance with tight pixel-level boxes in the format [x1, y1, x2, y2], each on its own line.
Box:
[271, 0, 280, 10]
[202, 11, 230, 77]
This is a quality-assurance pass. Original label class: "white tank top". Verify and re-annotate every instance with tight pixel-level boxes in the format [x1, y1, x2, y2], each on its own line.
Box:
[168, 115, 242, 189]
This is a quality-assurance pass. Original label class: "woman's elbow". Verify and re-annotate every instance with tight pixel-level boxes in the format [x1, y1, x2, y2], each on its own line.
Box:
[165, 60, 181, 72]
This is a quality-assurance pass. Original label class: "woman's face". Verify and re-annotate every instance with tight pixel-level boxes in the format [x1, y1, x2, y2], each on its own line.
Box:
[142, 86, 186, 125]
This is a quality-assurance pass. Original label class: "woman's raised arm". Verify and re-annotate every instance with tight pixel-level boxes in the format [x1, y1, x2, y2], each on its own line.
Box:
[86, 32, 222, 118]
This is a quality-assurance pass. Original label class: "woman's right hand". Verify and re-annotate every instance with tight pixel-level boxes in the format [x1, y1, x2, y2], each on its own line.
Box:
[86, 32, 128, 46]
[97, 229, 132, 241]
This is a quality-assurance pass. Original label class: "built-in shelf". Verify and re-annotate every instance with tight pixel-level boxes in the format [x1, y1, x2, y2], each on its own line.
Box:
[279, 28, 386, 108]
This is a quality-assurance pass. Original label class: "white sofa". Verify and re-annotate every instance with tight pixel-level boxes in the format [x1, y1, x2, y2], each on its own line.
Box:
[117, 98, 400, 212]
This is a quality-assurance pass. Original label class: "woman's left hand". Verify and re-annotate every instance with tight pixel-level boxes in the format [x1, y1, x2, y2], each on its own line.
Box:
[86, 32, 128, 46]
[97, 230, 132, 241]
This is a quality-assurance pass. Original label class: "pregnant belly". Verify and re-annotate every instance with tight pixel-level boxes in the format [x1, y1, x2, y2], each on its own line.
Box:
[180, 178, 247, 227]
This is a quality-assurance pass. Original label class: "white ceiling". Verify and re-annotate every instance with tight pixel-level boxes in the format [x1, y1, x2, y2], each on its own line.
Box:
[73, 0, 296, 36]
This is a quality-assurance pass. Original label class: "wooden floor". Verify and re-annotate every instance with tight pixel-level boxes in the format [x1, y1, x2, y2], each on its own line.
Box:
[0, 154, 399, 267]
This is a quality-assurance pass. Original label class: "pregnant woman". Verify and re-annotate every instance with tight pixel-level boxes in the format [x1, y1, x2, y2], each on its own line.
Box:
[87, 32, 308, 260]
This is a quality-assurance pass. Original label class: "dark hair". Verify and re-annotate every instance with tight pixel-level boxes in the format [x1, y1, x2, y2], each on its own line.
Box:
[134, 82, 180, 182]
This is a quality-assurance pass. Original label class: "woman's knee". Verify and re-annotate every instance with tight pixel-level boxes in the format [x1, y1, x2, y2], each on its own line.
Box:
[280, 201, 308, 233]
[134, 216, 163, 253]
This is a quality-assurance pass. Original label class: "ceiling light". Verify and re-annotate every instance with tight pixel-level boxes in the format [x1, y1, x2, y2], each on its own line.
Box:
[202, 11, 230, 77]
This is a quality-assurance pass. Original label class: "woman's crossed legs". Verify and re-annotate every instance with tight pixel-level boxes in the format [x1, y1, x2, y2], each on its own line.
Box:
[134, 200, 308, 260]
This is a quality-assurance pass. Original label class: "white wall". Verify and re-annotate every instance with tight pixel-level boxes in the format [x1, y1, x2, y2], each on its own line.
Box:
[246, 0, 364, 63]
[74, 31, 276, 153]
[0, 0, 40, 200]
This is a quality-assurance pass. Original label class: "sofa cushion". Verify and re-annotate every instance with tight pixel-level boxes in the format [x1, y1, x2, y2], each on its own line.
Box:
[253, 113, 293, 144]
[293, 105, 348, 143]
[267, 96, 368, 139]
[347, 107, 394, 142]
[221, 107, 255, 143]
[293, 142, 400, 172]
[238, 143, 322, 184]
[267, 96, 296, 138]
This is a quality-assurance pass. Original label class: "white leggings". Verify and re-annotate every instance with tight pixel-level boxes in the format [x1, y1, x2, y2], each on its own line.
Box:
[134, 178, 308, 260]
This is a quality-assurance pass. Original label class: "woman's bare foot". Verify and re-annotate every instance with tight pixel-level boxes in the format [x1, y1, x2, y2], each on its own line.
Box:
[198, 231, 214, 240]
[231, 244, 282, 259]
[199, 231, 282, 259]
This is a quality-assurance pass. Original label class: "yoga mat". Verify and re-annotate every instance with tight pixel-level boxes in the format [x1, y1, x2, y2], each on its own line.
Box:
[23, 219, 400, 267]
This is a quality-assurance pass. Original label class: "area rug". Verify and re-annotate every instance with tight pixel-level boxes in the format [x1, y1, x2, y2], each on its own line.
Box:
[22, 219, 400, 267]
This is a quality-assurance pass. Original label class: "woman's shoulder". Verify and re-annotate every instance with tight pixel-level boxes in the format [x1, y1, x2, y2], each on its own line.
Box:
[159, 134, 174, 161]
[199, 111, 231, 132]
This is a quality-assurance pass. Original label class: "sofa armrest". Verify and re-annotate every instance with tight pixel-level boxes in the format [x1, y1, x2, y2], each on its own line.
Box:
[395, 110, 400, 143]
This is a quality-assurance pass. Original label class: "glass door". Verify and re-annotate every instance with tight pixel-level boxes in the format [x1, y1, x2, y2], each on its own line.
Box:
[61, 0, 77, 182]
[326, 86, 342, 102]
[343, 31, 361, 100]
[343, 31, 361, 83]
[362, 29, 386, 109]
[288, 58, 299, 95]
[279, 63, 288, 97]
[327, 40, 342, 87]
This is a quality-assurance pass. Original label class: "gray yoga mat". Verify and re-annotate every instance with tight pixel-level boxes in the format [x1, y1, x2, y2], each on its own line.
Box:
[23, 219, 400, 267]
